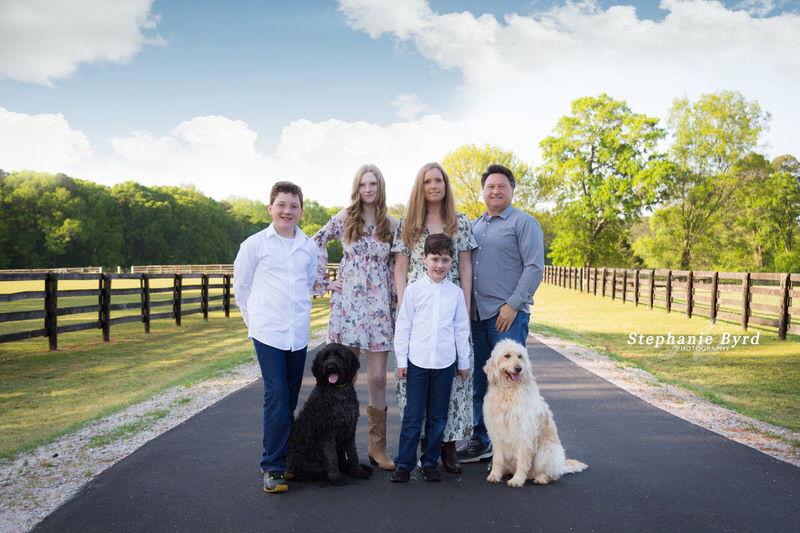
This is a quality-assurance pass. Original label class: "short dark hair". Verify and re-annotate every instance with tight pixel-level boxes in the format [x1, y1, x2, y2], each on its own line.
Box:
[481, 164, 515, 189]
[270, 181, 304, 207]
[424, 233, 455, 258]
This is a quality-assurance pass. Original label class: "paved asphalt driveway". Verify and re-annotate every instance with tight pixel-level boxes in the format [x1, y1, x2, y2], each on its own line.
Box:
[33, 337, 800, 532]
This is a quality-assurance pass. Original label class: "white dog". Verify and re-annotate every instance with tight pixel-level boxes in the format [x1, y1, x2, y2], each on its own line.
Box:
[483, 339, 587, 487]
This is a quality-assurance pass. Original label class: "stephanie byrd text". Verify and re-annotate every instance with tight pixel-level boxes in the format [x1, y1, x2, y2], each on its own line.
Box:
[627, 332, 760, 349]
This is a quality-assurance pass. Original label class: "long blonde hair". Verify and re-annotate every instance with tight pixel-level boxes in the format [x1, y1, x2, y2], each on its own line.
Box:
[344, 164, 393, 244]
[401, 162, 458, 247]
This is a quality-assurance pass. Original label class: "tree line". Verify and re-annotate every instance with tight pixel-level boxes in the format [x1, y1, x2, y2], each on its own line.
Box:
[2, 90, 797, 273]
[0, 171, 345, 269]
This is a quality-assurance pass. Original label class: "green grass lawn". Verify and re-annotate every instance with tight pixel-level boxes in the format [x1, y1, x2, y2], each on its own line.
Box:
[530, 284, 800, 433]
[0, 295, 331, 458]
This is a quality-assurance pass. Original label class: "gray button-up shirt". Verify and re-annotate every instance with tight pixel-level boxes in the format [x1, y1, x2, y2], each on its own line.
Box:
[470, 204, 544, 321]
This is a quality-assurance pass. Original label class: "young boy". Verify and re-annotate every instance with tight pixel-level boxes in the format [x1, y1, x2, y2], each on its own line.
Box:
[233, 181, 317, 494]
[391, 234, 470, 482]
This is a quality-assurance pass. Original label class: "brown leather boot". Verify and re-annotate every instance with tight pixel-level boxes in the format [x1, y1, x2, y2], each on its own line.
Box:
[441, 441, 462, 473]
[366, 405, 395, 470]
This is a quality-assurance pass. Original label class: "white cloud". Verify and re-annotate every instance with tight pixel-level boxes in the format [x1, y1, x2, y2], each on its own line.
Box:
[0, 107, 93, 171]
[0, 0, 163, 85]
[390, 93, 429, 120]
[101, 113, 483, 206]
[274, 114, 480, 205]
[337, 0, 800, 165]
[107, 116, 270, 198]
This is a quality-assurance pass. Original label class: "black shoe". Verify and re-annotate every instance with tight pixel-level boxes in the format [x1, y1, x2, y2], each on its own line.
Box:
[456, 438, 493, 463]
[390, 468, 410, 483]
[421, 466, 442, 482]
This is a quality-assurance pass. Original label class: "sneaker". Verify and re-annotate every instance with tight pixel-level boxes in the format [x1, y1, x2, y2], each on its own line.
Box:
[390, 467, 410, 483]
[263, 471, 288, 493]
[262, 468, 295, 480]
[456, 438, 493, 463]
[421, 466, 442, 482]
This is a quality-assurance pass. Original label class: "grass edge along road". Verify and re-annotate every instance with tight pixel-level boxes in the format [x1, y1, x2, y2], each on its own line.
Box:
[530, 284, 800, 435]
[0, 297, 331, 458]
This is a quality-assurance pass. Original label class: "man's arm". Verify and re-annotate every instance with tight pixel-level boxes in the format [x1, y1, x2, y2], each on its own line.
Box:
[495, 215, 544, 332]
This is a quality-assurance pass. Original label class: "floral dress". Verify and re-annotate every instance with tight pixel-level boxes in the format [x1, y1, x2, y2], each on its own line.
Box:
[313, 217, 395, 352]
[392, 212, 478, 442]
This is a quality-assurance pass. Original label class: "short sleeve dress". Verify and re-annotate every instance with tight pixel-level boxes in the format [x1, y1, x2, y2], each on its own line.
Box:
[391, 212, 478, 442]
[313, 217, 395, 352]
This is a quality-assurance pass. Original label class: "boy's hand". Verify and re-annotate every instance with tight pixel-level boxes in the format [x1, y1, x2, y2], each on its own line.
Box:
[398, 367, 408, 380]
[329, 279, 344, 293]
[457, 368, 469, 382]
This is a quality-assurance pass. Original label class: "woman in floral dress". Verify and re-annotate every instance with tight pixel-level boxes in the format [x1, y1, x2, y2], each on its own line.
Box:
[392, 161, 477, 473]
[313, 164, 398, 470]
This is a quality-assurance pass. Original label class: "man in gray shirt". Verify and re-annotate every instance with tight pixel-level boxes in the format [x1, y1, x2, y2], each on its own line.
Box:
[457, 164, 545, 463]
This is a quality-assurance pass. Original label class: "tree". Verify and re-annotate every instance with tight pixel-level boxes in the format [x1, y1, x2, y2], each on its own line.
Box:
[441, 143, 537, 220]
[768, 155, 800, 256]
[642, 91, 770, 270]
[537, 94, 669, 267]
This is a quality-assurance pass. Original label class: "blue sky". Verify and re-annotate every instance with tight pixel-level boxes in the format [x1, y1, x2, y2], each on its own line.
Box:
[1, 0, 799, 207]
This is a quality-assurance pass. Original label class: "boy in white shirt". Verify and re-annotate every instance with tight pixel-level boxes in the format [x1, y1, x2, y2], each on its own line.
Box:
[233, 181, 317, 494]
[391, 234, 470, 482]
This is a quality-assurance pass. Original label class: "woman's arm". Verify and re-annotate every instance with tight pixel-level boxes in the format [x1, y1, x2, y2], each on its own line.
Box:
[394, 253, 410, 309]
[457, 249, 472, 315]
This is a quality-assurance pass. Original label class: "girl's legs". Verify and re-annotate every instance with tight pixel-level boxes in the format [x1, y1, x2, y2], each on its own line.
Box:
[355, 348, 394, 470]
[365, 350, 388, 410]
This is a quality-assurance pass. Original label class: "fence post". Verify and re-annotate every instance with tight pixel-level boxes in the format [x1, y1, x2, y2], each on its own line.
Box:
[622, 270, 628, 304]
[633, 270, 640, 307]
[174, 274, 182, 326]
[141, 274, 151, 334]
[100, 274, 111, 342]
[601, 268, 607, 297]
[710, 272, 719, 324]
[593, 268, 598, 296]
[649, 269, 655, 309]
[202, 274, 209, 320]
[611, 269, 617, 301]
[45, 273, 58, 351]
[778, 272, 790, 340]
[223, 274, 231, 317]
[741, 272, 751, 331]
[686, 271, 694, 318]
[665, 270, 672, 313]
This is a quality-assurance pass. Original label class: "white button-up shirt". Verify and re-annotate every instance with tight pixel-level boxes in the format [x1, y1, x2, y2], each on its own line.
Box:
[233, 224, 317, 351]
[394, 275, 470, 371]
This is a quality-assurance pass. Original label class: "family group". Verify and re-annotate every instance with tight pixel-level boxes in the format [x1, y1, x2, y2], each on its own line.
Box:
[233, 162, 544, 493]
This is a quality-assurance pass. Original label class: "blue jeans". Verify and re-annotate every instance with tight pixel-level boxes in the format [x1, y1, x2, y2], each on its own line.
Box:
[471, 311, 530, 443]
[395, 361, 456, 471]
[253, 339, 307, 473]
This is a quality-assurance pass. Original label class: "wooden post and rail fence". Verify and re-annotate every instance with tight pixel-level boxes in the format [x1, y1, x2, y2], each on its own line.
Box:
[0, 271, 234, 351]
[543, 265, 799, 340]
[4, 263, 795, 350]
[0, 264, 340, 351]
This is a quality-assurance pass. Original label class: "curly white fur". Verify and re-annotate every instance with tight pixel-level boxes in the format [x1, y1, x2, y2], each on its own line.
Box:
[483, 339, 587, 487]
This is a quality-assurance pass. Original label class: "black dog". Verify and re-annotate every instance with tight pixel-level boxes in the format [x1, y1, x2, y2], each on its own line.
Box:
[286, 343, 372, 485]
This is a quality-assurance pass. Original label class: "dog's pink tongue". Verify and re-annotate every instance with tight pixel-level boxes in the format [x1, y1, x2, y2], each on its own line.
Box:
[511, 373, 521, 382]
[328, 373, 339, 384]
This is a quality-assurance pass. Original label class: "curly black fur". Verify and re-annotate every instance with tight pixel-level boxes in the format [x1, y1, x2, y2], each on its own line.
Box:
[286, 343, 373, 485]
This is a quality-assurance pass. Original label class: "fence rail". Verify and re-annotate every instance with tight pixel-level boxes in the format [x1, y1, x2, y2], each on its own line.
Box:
[0, 272, 234, 350]
[131, 264, 234, 274]
[543, 266, 799, 340]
